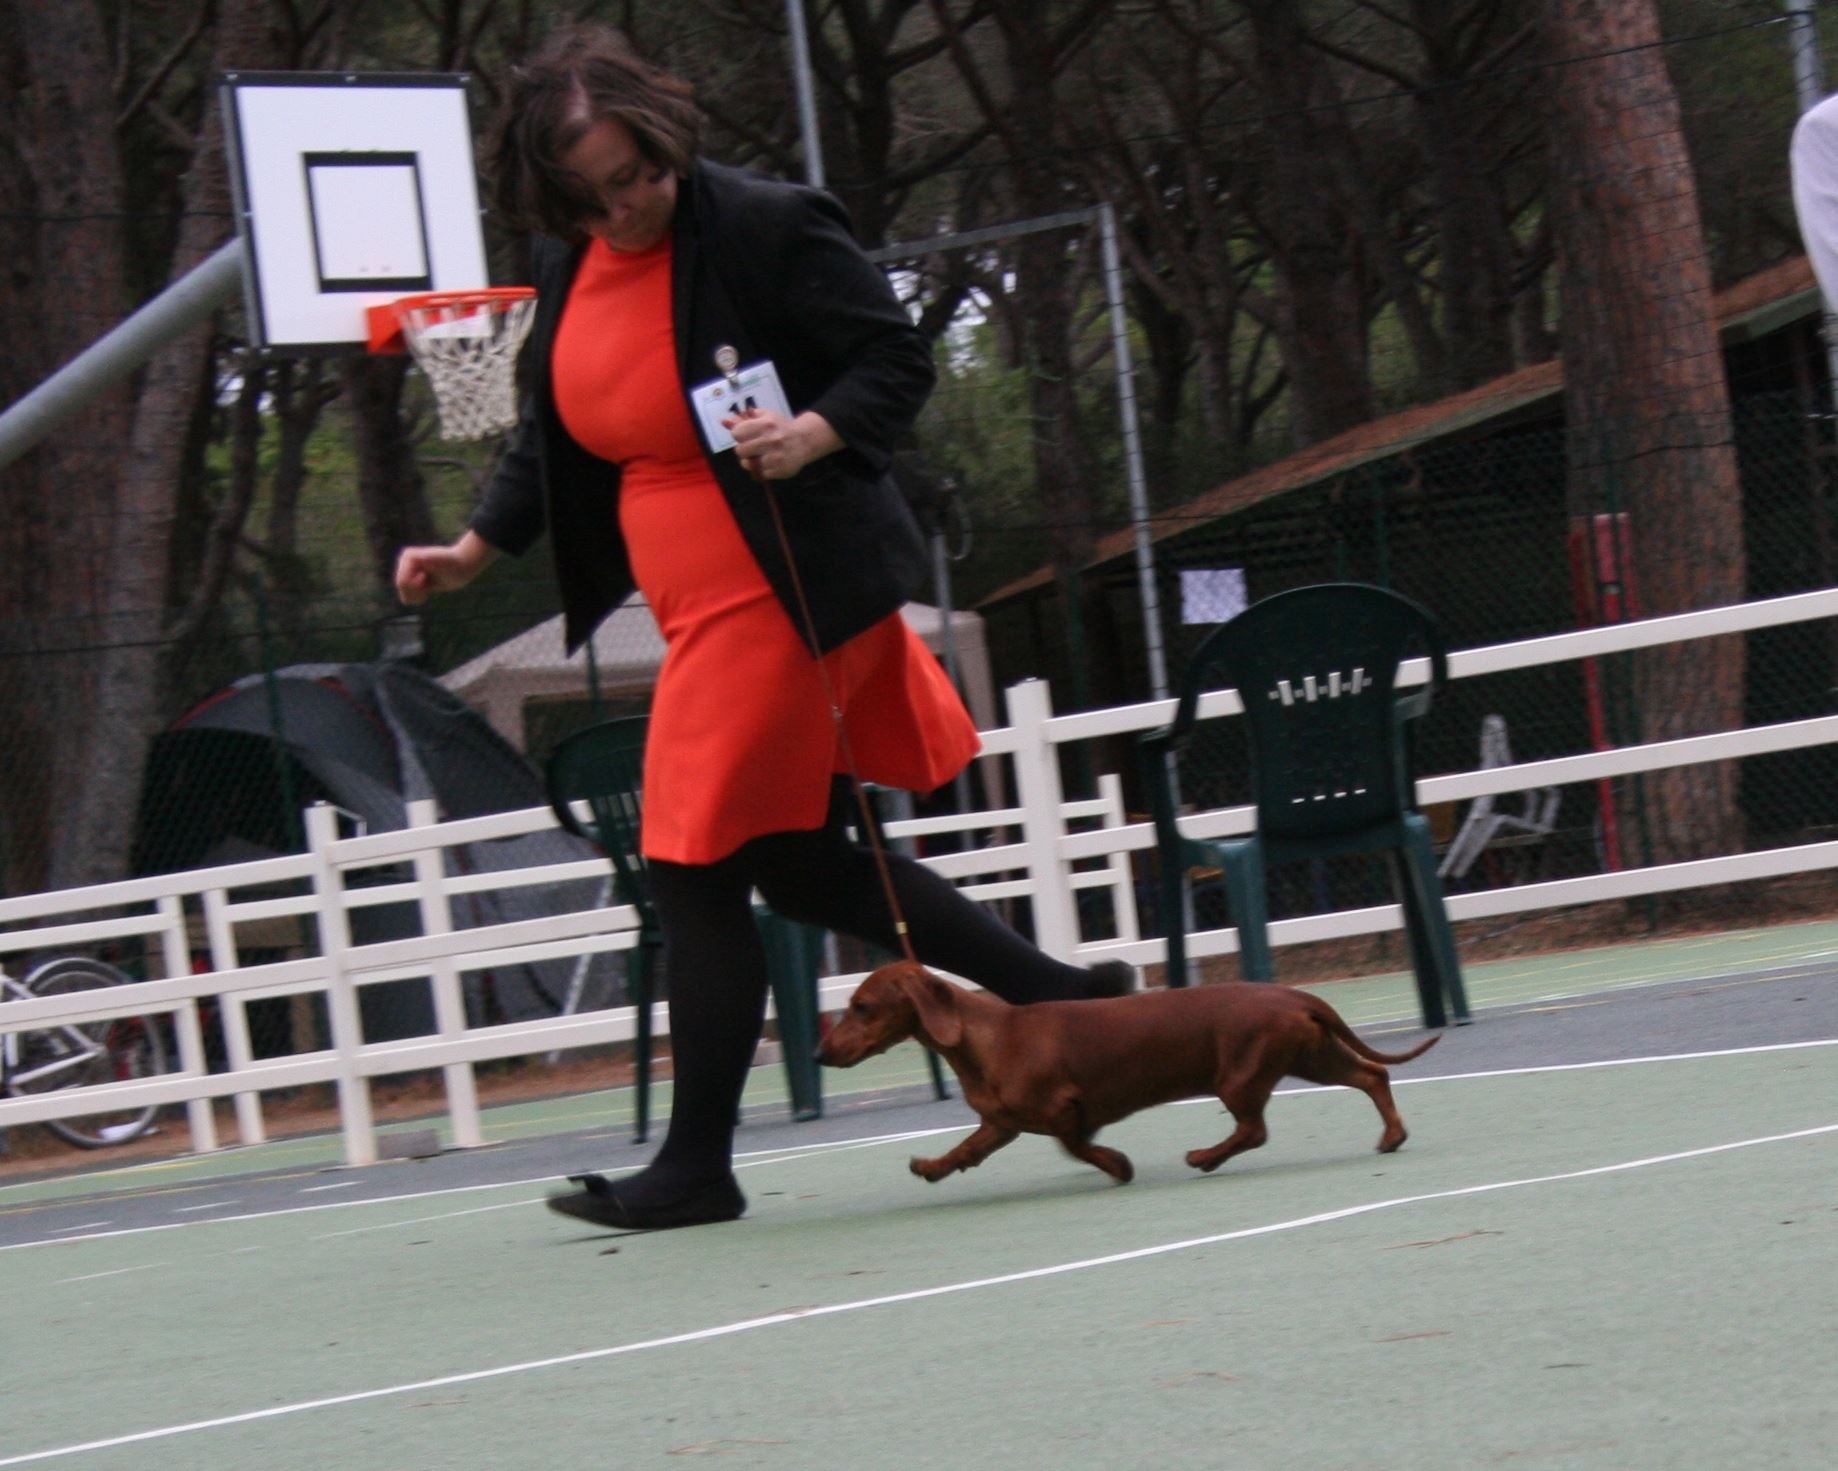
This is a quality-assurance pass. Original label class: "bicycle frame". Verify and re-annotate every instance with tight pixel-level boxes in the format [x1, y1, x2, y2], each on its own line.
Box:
[0, 969, 110, 1091]
[1, 959, 169, 1149]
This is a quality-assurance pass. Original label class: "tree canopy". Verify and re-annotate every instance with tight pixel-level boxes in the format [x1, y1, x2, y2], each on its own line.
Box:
[0, 0, 1815, 887]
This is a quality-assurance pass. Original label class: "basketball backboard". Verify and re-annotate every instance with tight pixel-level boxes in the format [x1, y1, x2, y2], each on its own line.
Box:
[221, 71, 491, 353]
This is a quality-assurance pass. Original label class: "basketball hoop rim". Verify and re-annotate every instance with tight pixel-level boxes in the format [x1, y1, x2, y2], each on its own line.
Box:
[365, 285, 537, 355]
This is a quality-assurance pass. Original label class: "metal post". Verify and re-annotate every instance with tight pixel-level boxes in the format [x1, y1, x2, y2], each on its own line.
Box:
[585, 637, 604, 719]
[1786, 0, 1824, 112]
[866, 204, 1170, 707]
[786, 0, 826, 188]
[0, 238, 244, 472]
[1785, 0, 1838, 411]
[254, 582, 302, 853]
[931, 523, 975, 811]
[1098, 202, 1169, 700]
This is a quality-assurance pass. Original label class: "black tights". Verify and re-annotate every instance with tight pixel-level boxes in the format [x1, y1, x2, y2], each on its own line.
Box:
[630, 788, 1097, 1198]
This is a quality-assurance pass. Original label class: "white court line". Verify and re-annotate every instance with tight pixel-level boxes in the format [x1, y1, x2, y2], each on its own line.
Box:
[1170, 1034, 1838, 1105]
[2, 1120, 1831, 1469]
[729, 1129, 952, 1173]
[0, 1138, 331, 1196]
[312, 1198, 539, 1239]
[5, 1045, 1833, 1250]
[173, 1202, 236, 1213]
[48, 1263, 161, 1286]
[738, 1126, 952, 1157]
[151, 1033, 1838, 1246]
[24, 1039, 1829, 1251]
[1395, 1035, 1838, 1082]
[310, 1130, 968, 1242]
[1335, 954, 1838, 1026]
[298, 1182, 359, 1194]
[1494, 958, 1838, 1010]
[0, 1127, 964, 1253]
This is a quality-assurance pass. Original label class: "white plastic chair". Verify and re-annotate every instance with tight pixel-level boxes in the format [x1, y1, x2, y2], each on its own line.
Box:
[1438, 714, 1560, 882]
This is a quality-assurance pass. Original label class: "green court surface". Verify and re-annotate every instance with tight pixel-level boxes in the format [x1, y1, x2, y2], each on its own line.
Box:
[2, 923, 1835, 1468]
[11, 913, 1836, 1204]
[0, 1038, 950, 1207]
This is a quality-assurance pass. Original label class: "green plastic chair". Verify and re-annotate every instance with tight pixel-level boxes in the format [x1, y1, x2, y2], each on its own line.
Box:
[1139, 583, 1470, 1029]
[546, 716, 827, 1142]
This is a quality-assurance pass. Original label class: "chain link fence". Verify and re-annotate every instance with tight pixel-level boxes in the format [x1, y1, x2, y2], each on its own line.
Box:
[979, 373, 1838, 951]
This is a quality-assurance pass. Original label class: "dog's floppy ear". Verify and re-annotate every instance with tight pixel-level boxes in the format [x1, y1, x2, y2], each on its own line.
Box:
[895, 966, 964, 1048]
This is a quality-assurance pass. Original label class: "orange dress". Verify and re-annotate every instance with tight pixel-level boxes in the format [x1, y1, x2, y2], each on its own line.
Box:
[552, 236, 980, 864]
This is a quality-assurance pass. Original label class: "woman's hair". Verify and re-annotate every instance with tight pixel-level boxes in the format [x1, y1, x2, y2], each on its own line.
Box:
[491, 22, 704, 237]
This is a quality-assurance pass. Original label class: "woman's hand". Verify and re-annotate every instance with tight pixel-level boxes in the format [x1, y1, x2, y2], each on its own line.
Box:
[723, 409, 842, 481]
[393, 530, 501, 606]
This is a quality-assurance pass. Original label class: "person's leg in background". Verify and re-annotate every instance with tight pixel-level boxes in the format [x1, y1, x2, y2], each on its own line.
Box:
[546, 853, 764, 1230]
[749, 785, 1132, 1003]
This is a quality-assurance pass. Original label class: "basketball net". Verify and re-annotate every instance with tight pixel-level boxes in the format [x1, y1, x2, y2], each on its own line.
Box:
[367, 287, 537, 441]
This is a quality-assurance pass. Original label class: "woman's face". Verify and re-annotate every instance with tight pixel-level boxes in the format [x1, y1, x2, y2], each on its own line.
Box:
[558, 116, 679, 252]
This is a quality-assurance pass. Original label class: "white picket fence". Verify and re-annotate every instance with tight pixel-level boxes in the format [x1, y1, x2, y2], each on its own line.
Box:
[5, 585, 1838, 1167]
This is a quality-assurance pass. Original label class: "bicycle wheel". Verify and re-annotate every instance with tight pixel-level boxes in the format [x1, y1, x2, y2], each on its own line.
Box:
[9, 958, 170, 1148]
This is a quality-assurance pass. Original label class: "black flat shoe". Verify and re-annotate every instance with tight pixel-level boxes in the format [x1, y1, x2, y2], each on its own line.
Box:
[544, 1172, 747, 1232]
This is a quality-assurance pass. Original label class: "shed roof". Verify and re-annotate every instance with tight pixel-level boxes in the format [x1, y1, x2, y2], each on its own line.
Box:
[979, 254, 1817, 609]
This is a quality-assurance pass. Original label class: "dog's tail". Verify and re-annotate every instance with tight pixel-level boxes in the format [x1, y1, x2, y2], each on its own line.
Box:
[1325, 1012, 1441, 1067]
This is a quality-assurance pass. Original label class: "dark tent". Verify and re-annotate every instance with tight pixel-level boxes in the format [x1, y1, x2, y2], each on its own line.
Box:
[134, 662, 618, 1043]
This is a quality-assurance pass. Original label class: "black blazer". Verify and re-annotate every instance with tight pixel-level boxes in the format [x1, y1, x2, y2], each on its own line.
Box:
[470, 160, 935, 655]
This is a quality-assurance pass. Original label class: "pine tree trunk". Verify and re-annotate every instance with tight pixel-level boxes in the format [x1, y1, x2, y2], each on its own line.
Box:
[1541, 0, 1746, 868]
[0, 0, 128, 892]
[995, 1, 1101, 710]
[1239, 0, 1372, 444]
[54, 0, 282, 889]
[1411, 0, 1527, 389]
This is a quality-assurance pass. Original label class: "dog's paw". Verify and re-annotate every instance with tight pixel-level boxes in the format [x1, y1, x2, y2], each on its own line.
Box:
[909, 1155, 950, 1183]
[1184, 1147, 1223, 1173]
[1091, 1148, 1134, 1184]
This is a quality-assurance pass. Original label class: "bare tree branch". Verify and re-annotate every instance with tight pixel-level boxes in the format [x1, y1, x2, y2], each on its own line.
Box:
[165, 361, 264, 646]
[115, 0, 213, 131]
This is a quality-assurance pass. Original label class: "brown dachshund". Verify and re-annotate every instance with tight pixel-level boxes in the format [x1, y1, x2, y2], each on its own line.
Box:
[816, 961, 1439, 1184]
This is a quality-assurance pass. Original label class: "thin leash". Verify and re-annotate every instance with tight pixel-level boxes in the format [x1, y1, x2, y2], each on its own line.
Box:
[736, 414, 920, 965]
[761, 480, 919, 965]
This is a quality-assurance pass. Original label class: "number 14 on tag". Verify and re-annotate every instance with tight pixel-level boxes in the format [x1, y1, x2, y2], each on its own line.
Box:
[690, 359, 794, 452]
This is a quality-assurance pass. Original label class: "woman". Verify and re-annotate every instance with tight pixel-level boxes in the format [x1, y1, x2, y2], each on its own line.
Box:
[395, 23, 1129, 1231]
